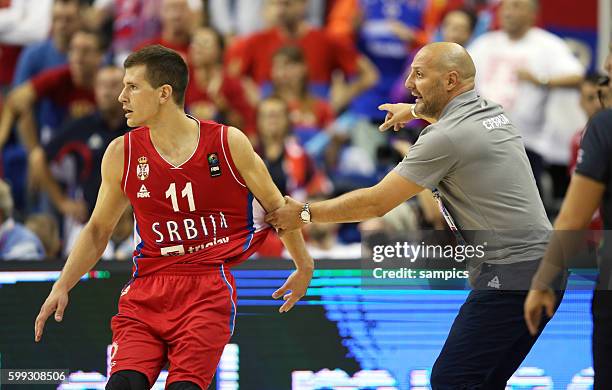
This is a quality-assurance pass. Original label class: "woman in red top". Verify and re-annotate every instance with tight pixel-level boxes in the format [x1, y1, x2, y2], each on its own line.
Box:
[185, 27, 256, 139]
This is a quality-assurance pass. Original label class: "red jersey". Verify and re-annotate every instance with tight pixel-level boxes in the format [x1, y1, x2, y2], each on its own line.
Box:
[121, 118, 270, 277]
[185, 69, 256, 136]
[31, 65, 96, 119]
[0, 44, 20, 87]
[228, 27, 359, 85]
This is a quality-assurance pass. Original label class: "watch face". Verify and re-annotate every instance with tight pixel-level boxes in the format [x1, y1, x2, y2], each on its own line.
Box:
[300, 210, 310, 222]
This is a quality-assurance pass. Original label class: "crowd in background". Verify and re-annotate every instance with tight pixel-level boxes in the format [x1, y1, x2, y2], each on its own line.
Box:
[0, 0, 608, 261]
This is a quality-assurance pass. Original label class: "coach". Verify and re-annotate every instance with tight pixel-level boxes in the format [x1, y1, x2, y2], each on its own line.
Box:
[267, 42, 563, 389]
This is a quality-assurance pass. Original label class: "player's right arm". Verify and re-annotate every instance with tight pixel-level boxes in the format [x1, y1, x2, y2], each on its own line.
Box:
[34, 136, 129, 342]
[228, 127, 314, 313]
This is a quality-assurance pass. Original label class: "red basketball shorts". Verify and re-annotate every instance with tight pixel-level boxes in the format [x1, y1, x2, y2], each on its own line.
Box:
[108, 263, 237, 389]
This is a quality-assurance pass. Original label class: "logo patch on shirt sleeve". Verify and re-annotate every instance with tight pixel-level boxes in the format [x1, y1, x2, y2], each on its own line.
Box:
[208, 153, 221, 177]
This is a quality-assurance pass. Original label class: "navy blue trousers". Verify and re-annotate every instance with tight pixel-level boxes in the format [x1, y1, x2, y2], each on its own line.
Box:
[430, 261, 566, 390]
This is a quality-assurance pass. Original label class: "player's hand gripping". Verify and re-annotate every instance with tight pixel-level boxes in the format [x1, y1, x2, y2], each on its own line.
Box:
[272, 267, 313, 313]
[524, 288, 556, 336]
[34, 285, 69, 342]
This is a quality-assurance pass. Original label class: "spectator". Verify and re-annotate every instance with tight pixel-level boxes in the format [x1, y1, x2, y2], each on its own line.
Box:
[25, 213, 61, 259]
[135, 0, 198, 60]
[89, 0, 202, 65]
[102, 206, 133, 260]
[208, 0, 266, 40]
[468, 0, 584, 191]
[441, 8, 478, 47]
[4, 0, 83, 211]
[270, 45, 335, 146]
[0, 179, 44, 260]
[0, 28, 106, 154]
[346, 0, 434, 123]
[257, 96, 330, 201]
[0, 0, 54, 94]
[208, 0, 326, 40]
[326, 0, 448, 48]
[227, 0, 378, 112]
[426, 1, 500, 44]
[390, 7, 479, 107]
[12, 0, 81, 86]
[29, 65, 129, 222]
[186, 27, 256, 139]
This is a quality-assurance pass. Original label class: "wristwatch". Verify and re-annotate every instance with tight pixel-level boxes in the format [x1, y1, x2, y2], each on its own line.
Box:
[300, 203, 311, 224]
[537, 75, 550, 87]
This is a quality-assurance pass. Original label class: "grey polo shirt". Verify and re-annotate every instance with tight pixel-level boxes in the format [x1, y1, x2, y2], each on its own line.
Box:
[394, 89, 551, 264]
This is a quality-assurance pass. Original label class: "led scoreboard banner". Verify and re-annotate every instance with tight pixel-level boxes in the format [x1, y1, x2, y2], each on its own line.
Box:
[0, 260, 596, 389]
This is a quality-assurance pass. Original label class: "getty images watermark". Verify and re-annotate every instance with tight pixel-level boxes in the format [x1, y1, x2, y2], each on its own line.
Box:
[360, 229, 604, 290]
[369, 240, 486, 283]
[360, 230, 591, 290]
[359, 230, 507, 290]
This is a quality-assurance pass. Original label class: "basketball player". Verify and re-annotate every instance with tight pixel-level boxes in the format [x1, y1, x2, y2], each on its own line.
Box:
[34, 45, 314, 390]
[267, 42, 564, 389]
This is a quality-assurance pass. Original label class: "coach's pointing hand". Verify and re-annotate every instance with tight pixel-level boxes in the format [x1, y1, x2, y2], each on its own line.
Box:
[266, 196, 304, 232]
[378, 103, 417, 132]
[35, 285, 69, 342]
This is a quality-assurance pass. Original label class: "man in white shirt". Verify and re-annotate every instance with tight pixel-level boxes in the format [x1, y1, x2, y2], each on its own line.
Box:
[468, 0, 584, 191]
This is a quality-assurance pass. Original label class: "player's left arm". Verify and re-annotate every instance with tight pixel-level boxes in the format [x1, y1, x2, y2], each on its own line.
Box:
[227, 126, 314, 312]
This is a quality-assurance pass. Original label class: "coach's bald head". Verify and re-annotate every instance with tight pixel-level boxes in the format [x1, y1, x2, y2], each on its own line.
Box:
[405, 42, 477, 121]
[420, 42, 476, 86]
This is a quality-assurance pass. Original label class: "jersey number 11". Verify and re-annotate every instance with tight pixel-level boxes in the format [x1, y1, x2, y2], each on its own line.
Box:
[165, 182, 196, 212]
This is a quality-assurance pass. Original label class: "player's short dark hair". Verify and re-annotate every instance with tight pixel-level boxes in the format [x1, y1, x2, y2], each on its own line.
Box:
[124, 45, 189, 106]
